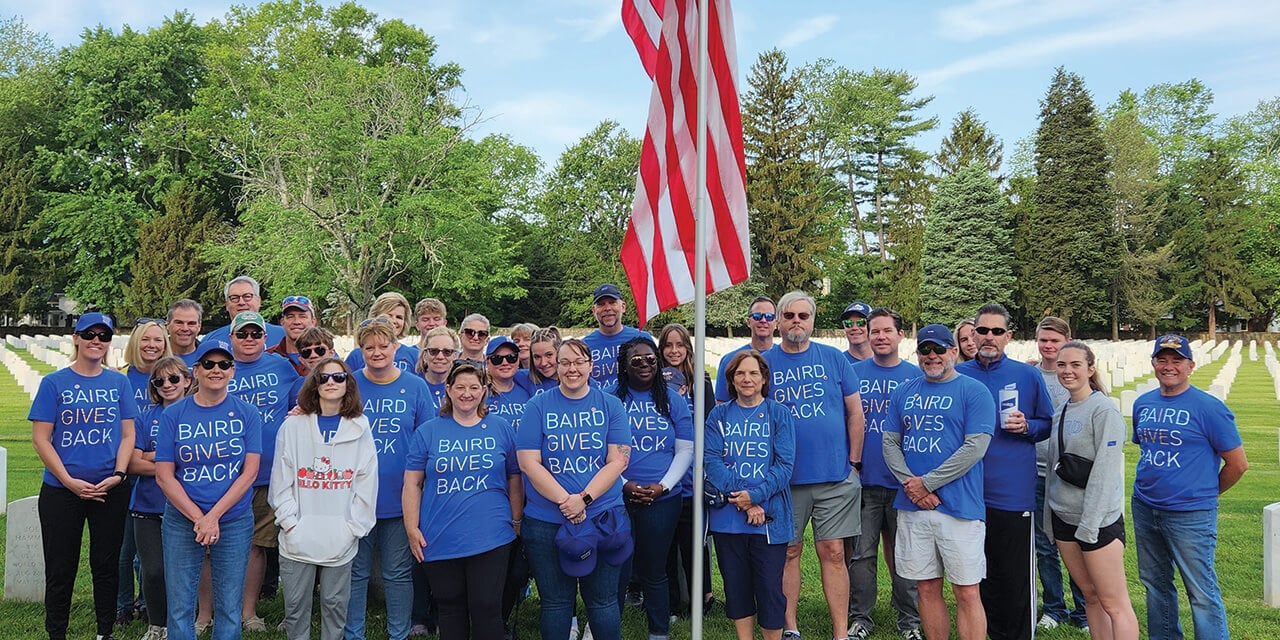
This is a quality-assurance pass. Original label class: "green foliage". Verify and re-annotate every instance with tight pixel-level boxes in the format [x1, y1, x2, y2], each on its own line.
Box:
[920, 164, 1014, 324]
[1223, 98, 1280, 328]
[121, 182, 223, 320]
[880, 155, 933, 326]
[40, 190, 150, 315]
[936, 108, 1003, 179]
[1138, 79, 1216, 174]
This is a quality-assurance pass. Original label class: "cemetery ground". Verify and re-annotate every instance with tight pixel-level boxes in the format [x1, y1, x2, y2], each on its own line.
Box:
[0, 345, 1277, 639]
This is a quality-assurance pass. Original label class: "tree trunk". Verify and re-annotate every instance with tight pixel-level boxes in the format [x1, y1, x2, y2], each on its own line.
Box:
[1208, 304, 1217, 343]
[847, 151, 868, 255]
[1110, 287, 1120, 341]
[876, 151, 887, 262]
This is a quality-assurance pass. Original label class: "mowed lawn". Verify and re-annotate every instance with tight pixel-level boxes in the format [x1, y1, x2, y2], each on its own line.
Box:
[1, 346, 1278, 639]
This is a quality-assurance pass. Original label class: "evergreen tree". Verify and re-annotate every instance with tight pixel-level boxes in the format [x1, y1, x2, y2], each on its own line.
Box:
[121, 182, 222, 320]
[936, 108, 1003, 179]
[1027, 68, 1116, 324]
[920, 164, 1014, 324]
[881, 155, 933, 328]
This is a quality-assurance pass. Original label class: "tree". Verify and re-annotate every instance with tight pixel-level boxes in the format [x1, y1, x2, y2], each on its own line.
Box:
[743, 49, 833, 295]
[936, 108, 1003, 180]
[920, 164, 1014, 324]
[1223, 98, 1280, 329]
[1138, 79, 1216, 175]
[881, 155, 933, 327]
[1026, 68, 1116, 324]
[121, 182, 223, 320]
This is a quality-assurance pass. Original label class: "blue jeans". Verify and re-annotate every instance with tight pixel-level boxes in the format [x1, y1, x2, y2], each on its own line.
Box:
[345, 517, 414, 640]
[1034, 477, 1086, 625]
[524, 517, 622, 640]
[1131, 499, 1228, 640]
[619, 497, 681, 637]
[163, 506, 253, 640]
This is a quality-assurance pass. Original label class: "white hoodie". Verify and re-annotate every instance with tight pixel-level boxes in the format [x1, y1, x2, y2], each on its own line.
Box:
[269, 413, 379, 567]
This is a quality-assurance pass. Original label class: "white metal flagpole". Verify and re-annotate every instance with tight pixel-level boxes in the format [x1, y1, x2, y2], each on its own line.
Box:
[690, 0, 710, 639]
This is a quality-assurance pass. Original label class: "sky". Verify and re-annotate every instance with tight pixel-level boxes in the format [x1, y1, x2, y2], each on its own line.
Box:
[7, 0, 1280, 169]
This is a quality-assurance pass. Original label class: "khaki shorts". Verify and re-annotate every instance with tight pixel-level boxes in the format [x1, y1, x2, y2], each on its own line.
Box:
[895, 509, 985, 585]
[251, 486, 279, 548]
[790, 469, 862, 544]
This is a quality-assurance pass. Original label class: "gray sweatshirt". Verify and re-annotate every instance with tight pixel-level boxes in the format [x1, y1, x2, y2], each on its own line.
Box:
[1044, 390, 1126, 544]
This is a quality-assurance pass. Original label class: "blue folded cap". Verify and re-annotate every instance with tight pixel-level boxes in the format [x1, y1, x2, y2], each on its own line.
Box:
[554, 519, 600, 577]
[594, 506, 633, 566]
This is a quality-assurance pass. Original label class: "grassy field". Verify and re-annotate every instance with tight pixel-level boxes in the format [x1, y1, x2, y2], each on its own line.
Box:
[1, 346, 1278, 639]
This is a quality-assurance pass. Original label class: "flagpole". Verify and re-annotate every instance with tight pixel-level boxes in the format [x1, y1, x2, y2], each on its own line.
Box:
[690, 0, 710, 638]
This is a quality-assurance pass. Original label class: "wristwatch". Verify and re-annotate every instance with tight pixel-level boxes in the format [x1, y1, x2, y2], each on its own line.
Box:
[581, 492, 594, 506]
[849, 460, 863, 472]
[113, 470, 128, 481]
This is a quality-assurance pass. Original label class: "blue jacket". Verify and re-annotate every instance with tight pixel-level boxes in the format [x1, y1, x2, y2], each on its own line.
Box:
[955, 355, 1052, 511]
[704, 398, 795, 544]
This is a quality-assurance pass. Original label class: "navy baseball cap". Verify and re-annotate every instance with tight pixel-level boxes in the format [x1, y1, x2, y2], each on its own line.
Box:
[841, 301, 872, 319]
[1152, 334, 1193, 359]
[661, 366, 687, 389]
[193, 339, 233, 362]
[592, 283, 623, 304]
[485, 335, 518, 356]
[595, 506, 634, 566]
[74, 312, 114, 332]
[917, 324, 956, 349]
[554, 519, 601, 577]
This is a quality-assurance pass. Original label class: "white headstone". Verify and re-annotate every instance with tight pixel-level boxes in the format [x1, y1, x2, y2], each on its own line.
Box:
[1121, 390, 1138, 418]
[1265, 502, 1280, 607]
[4, 496, 45, 601]
[0, 446, 6, 514]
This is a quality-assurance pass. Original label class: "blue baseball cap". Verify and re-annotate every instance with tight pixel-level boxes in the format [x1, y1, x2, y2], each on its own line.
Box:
[485, 335, 518, 357]
[592, 283, 623, 304]
[917, 324, 956, 349]
[594, 506, 633, 566]
[74, 312, 114, 332]
[661, 366, 687, 389]
[1152, 334, 1193, 359]
[841, 301, 872, 319]
[554, 519, 600, 577]
[193, 339, 233, 362]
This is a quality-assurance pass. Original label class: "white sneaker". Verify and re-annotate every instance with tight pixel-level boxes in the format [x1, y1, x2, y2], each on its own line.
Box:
[581, 624, 594, 640]
[1037, 614, 1060, 630]
[568, 617, 579, 640]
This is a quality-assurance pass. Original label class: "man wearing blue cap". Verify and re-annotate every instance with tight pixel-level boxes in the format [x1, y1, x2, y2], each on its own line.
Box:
[839, 302, 873, 364]
[1131, 334, 1247, 640]
[883, 323, 994, 640]
[582, 283, 654, 386]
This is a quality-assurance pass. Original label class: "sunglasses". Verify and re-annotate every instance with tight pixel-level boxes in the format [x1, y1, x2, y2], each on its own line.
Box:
[358, 316, 392, 328]
[917, 344, 949, 356]
[150, 374, 185, 388]
[425, 347, 456, 357]
[629, 354, 658, 367]
[487, 352, 518, 365]
[198, 360, 235, 370]
[316, 372, 349, 384]
[782, 311, 811, 321]
[234, 329, 264, 340]
[452, 358, 486, 370]
[842, 317, 868, 328]
[299, 346, 328, 359]
[974, 326, 1008, 336]
[462, 328, 490, 340]
[77, 329, 114, 343]
[136, 317, 167, 327]
[749, 311, 776, 322]
[282, 295, 311, 306]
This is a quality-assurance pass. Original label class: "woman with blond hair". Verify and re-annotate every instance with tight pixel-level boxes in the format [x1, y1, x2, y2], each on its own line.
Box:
[346, 291, 419, 371]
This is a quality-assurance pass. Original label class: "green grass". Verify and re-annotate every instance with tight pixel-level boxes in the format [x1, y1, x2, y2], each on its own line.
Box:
[3, 349, 1279, 639]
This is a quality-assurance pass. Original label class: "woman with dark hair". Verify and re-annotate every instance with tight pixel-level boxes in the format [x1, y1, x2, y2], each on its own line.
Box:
[29, 312, 138, 640]
[705, 350, 795, 640]
[130, 356, 195, 640]
[486, 336, 532, 432]
[404, 360, 523, 640]
[613, 337, 694, 640]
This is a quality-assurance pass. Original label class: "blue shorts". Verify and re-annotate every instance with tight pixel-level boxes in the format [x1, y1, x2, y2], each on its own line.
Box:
[712, 532, 786, 629]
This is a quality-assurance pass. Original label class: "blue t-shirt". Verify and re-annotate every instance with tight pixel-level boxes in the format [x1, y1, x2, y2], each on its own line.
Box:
[705, 399, 796, 539]
[517, 387, 630, 522]
[154, 395, 264, 521]
[204, 322, 287, 347]
[175, 348, 201, 369]
[618, 385, 693, 500]
[355, 369, 436, 518]
[29, 367, 139, 488]
[125, 366, 156, 414]
[843, 351, 866, 365]
[852, 358, 923, 489]
[761, 343, 861, 485]
[488, 382, 532, 433]
[317, 414, 341, 443]
[346, 343, 420, 374]
[583, 326, 654, 386]
[887, 374, 995, 521]
[1132, 386, 1243, 511]
[424, 380, 446, 414]
[714, 343, 754, 403]
[406, 415, 520, 561]
[131, 403, 169, 514]
[227, 353, 300, 486]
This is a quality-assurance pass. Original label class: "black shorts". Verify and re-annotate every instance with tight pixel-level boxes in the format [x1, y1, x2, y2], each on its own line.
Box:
[1051, 511, 1125, 552]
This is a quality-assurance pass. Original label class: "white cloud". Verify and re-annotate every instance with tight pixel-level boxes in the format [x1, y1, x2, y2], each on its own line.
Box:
[935, 0, 1109, 42]
[557, 5, 619, 42]
[480, 91, 640, 160]
[777, 14, 838, 49]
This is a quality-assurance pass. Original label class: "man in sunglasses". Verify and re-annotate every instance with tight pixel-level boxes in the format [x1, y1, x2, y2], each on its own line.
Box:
[203, 275, 287, 346]
[883, 323, 994, 640]
[954, 303, 1052, 640]
[225, 311, 301, 631]
[714, 296, 778, 403]
[583, 283, 654, 386]
[266, 295, 318, 375]
[763, 291, 867, 640]
[840, 301, 873, 364]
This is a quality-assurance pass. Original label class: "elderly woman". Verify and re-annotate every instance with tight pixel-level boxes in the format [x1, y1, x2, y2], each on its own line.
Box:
[705, 350, 795, 640]
[459, 313, 492, 361]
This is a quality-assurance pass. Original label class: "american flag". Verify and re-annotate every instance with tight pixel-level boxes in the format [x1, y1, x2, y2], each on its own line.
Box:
[620, 0, 750, 326]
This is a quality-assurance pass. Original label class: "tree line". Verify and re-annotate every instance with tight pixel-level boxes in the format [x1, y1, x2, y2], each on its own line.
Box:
[1, 3, 1276, 337]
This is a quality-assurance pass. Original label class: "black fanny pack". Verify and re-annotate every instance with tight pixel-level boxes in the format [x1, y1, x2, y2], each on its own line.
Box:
[1053, 405, 1093, 489]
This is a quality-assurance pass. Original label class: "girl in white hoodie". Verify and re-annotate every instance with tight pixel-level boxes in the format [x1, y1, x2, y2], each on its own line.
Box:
[270, 358, 379, 640]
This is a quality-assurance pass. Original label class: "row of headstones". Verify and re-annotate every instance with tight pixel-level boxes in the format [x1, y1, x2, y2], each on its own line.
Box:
[1263, 341, 1280, 401]
[0, 344, 43, 400]
[1207, 341, 1244, 402]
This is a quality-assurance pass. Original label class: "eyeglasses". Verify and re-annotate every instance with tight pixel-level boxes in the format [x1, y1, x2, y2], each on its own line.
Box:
[425, 348, 456, 357]
[629, 354, 658, 367]
[136, 317, 167, 327]
[782, 311, 811, 321]
[299, 346, 328, 359]
[487, 352, 518, 365]
[198, 360, 235, 370]
[358, 317, 392, 328]
[559, 358, 592, 369]
[234, 330, 264, 340]
[282, 295, 311, 306]
[917, 344, 949, 356]
[974, 326, 1008, 336]
[77, 329, 114, 343]
[749, 311, 776, 322]
[227, 293, 257, 303]
[451, 358, 486, 370]
[462, 328, 490, 340]
[150, 374, 185, 388]
[841, 318, 868, 328]
[316, 372, 349, 384]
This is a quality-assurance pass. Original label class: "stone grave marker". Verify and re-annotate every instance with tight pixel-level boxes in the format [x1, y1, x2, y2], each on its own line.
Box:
[4, 496, 44, 601]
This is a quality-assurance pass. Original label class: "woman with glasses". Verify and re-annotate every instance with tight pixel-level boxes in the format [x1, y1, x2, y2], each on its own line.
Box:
[613, 337, 694, 640]
[122, 319, 173, 414]
[155, 339, 263, 640]
[270, 358, 378, 640]
[705, 350, 795, 640]
[485, 336, 531, 432]
[346, 292, 420, 372]
[953, 318, 978, 362]
[129, 356, 195, 640]
[459, 313, 492, 361]
[29, 312, 138, 640]
[405, 360, 523, 640]
[518, 338, 632, 640]
[418, 326, 462, 411]
[525, 326, 563, 395]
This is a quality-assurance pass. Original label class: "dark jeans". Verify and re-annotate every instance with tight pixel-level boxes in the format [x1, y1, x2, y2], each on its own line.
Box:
[412, 560, 438, 629]
[116, 477, 141, 614]
[619, 497, 681, 636]
[1033, 476, 1086, 625]
[422, 542, 513, 640]
[981, 507, 1034, 640]
[133, 513, 168, 626]
[523, 517, 622, 640]
[665, 496, 713, 613]
[39, 481, 130, 639]
[501, 536, 531, 625]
